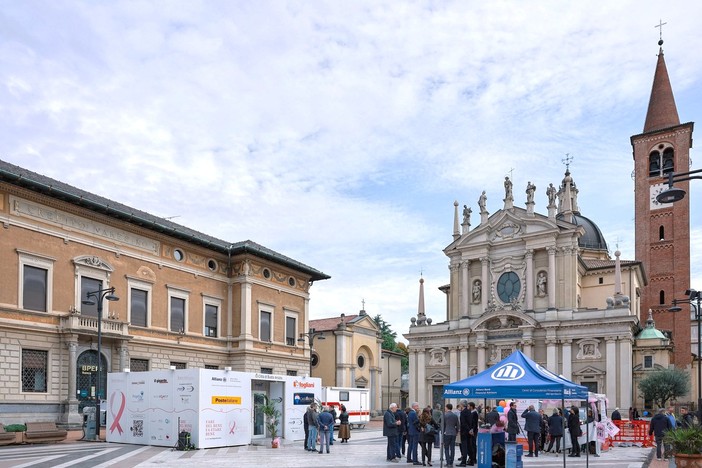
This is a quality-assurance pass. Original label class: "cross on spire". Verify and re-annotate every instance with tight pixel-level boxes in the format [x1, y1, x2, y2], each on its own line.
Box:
[562, 153, 573, 171]
[655, 19, 667, 44]
[361, 298, 365, 310]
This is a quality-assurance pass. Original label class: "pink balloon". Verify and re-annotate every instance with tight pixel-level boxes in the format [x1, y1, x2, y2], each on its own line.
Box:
[499, 415, 507, 424]
[496, 406, 504, 413]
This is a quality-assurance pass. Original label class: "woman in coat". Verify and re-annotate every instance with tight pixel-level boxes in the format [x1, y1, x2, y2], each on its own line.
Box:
[338, 405, 350, 443]
[546, 408, 564, 453]
[567, 406, 581, 457]
[419, 407, 439, 466]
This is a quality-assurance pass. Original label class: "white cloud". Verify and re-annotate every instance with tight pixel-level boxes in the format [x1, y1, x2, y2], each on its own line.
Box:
[1, 0, 702, 339]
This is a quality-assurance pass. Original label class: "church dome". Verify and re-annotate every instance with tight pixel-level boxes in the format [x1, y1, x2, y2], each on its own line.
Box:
[556, 212, 608, 251]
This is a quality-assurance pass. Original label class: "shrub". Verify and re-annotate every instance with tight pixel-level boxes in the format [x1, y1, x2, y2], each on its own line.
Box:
[4, 424, 26, 432]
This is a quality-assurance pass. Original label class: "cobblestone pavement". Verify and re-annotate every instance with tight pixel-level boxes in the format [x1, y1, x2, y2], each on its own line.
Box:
[0, 426, 658, 468]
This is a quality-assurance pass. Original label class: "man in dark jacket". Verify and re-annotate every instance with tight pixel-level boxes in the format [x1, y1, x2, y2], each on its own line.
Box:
[648, 408, 673, 461]
[546, 408, 564, 453]
[680, 407, 695, 428]
[329, 405, 337, 445]
[567, 406, 581, 457]
[443, 403, 459, 467]
[466, 402, 479, 465]
[457, 401, 470, 466]
[384, 403, 401, 462]
[611, 408, 622, 421]
[407, 402, 421, 465]
[486, 406, 500, 427]
[521, 405, 542, 457]
[395, 403, 407, 459]
[506, 401, 519, 442]
[303, 403, 310, 450]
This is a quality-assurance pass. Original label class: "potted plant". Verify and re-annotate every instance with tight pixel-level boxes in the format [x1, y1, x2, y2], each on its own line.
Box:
[260, 396, 282, 448]
[662, 425, 702, 467]
[4, 424, 26, 444]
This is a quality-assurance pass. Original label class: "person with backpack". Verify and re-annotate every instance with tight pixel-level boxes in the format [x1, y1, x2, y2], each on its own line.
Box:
[419, 407, 439, 466]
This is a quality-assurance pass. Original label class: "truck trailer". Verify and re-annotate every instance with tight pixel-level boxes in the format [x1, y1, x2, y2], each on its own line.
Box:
[320, 387, 370, 429]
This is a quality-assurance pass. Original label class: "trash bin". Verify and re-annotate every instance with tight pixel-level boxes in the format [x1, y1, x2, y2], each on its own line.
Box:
[83, 406, 96, 441]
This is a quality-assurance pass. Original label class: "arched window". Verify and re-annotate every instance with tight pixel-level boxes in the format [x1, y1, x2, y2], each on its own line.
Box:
[659, 226, 665, 241]
[662, 148, 674, 174]
[659, 290, 665, 305]
[649, 151, 661, 176]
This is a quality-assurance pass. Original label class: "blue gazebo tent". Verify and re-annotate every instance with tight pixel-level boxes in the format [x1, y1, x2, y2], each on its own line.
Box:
[443, 350, 588, 400]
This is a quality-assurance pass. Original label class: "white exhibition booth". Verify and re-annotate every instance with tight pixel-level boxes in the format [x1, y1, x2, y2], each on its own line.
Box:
[106, 369, 321, 449]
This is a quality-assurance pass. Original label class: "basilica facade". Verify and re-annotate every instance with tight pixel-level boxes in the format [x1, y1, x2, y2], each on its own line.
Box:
[405, 170, 645, 412]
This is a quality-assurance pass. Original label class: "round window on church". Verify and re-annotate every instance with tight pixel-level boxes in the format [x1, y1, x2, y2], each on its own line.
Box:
[497, 272, 520, 303]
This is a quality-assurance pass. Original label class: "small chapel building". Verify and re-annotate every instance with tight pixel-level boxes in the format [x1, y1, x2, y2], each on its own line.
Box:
[405, 169, 646, 412]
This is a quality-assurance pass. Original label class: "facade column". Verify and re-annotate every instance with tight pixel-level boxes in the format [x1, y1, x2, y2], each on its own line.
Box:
[409, 350, 416, 403]
[460, 261, 470, 318]
[476, 335, 487, 373]
[336, 329, 352, 386]
[417, 349, 427, 405]
[460, 345, 469, 379]
[370, 368, 379, 412]
[240, 281, 253, 349]
[63, 337, 82, 425]
[606, 336, 617, 408]
[547, 247, 557, 309]
[449, 347, 458, 383]
[522, 331, 533, 359]
[561, 339, 572, 380]
[619, 336, 633, 412]
[545, 338, 558, 374]
[525, 250, 534, 311]
[118, 341, 129, 372]
[481, 257, 489, 310]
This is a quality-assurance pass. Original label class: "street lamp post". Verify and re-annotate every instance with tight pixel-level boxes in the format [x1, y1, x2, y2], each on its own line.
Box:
[655, 168, 702, 203]
[670, 289, 702, 421]
[297, 328, 325, 376]
[82, 286, 119, 441]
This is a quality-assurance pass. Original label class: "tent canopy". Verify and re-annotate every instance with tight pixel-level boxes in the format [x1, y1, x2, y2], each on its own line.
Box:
[443, 350, 588, 400]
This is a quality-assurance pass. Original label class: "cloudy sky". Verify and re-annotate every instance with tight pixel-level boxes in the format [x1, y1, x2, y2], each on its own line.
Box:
[2, 1, 701, 341]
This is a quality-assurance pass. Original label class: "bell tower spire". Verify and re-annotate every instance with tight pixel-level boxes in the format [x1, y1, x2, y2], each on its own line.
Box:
[631, 33, 694, 369]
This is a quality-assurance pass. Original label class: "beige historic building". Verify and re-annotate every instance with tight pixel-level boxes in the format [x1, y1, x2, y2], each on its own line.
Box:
[308, 311, 385, 411]
[405, 168, 646, 412]
[0, 160, 328, 426]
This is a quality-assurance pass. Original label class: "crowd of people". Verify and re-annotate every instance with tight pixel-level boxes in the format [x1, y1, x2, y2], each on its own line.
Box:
[382, 400, 595, 465]
[648, 405, 698, 461]
[301, 402, 351, 454]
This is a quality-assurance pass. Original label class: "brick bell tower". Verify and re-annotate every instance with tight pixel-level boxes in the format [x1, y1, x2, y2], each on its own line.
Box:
[631, 39, 693, 369]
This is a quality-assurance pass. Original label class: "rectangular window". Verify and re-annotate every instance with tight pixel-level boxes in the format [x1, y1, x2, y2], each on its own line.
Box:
[23, 265, 48, 312]
[339, 391, 350, 401]
[205, 364, 219, 370]
[130, 358, 149, 372]
[170, 297, 186, 332]
[286, 370, 297, 376]
[260, 311, 271, 342]
[171, 362, 186, 369]
[130, 288, 148, 327]
[80, 277, 103, 318]
[260, 367, 273, 374]
[644, 356, 654, 368]
[285, 316, 296, 346]
[22, 349, 48, 392]
[205, 304, 218, 337]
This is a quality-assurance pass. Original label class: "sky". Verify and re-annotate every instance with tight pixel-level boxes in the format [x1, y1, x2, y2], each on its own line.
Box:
[1, 1, 701, 343]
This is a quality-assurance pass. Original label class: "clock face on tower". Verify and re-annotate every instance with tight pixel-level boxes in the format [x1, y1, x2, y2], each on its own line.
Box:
[649, 183, 673, 210]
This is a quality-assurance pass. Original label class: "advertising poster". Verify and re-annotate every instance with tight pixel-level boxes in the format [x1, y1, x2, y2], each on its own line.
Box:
[173, 369, 199, 441]
[147, 370, 177, 446]
[198, 370, 251, 448]
[284, 376, 321, 441]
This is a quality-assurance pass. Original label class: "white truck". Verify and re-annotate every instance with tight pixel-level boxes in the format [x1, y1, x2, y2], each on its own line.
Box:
[321, 387, 370, 429]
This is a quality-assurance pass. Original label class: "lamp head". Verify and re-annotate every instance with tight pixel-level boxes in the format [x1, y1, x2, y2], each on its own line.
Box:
[82, 296, 96, 306]
[317, 334, 326, 340]
[656, 186, 686, 203]
[686, 289, 700, 301]
[106, 289, 119, 302]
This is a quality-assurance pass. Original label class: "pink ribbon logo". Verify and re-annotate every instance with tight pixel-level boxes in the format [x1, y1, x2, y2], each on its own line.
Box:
[109, 391, 126, 435]
[229, 420, 237, 434]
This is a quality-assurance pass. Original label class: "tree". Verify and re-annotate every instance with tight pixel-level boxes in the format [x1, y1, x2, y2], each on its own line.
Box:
[374, 314, 408, 372]
[637, 368, 691, 409]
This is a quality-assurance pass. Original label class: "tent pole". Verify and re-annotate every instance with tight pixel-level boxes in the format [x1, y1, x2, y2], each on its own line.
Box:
[562, 397, 566, 468]
[439, 396, 445, 468]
